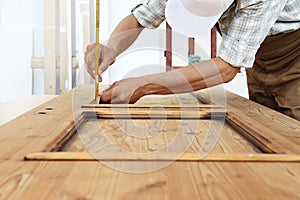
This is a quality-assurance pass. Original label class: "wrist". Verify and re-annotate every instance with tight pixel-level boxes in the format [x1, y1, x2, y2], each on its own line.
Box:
[135, 76, 153, 96]
[138, 75, 172, 96]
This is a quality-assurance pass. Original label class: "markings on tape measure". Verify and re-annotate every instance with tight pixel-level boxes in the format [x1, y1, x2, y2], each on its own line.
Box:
[95, 0, 100, 103]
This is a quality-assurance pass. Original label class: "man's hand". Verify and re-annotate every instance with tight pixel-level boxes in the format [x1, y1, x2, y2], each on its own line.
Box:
[84, 43, 116, 82]
[100, 77, 147, 104]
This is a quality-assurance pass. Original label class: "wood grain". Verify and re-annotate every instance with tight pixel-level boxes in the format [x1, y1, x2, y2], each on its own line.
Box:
[226, 111, 300, 153]
[136, 93, 201, 105]
[1, 85, 300, 199]
[63, 118, 258, 154]
[194, 89, 300, 154]
[83, 108, 226, 119]
[81, 104, 224, 108]
[25, 152, 300, 162]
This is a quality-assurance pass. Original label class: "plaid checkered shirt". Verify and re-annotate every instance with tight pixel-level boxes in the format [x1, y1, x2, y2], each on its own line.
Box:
[132, 0, 300, 68]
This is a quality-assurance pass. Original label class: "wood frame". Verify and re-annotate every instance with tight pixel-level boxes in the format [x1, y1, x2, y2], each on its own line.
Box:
[25, 152, 300, 162]
[23, 86, 300, 162]
[2, 85, 300, 199]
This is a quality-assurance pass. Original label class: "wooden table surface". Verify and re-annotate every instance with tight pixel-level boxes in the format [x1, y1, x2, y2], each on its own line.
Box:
[0, 95, 57, 126]
[0, 85, 300, 200]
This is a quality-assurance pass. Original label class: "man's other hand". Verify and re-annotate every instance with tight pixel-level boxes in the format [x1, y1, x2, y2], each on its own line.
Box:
[100, 77, 147, 104]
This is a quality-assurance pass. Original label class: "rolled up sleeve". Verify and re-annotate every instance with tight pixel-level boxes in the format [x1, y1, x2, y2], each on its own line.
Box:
[131, 0, 167, 29]
[218, 0, 288, 68]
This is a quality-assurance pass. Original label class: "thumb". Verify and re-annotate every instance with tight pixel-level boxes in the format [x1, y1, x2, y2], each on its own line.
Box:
[98, 58, 113, 75]
[86, 43, 96, 51]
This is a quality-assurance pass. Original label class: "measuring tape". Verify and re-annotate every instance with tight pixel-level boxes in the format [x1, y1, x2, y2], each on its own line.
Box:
[94, 0, 100, 103]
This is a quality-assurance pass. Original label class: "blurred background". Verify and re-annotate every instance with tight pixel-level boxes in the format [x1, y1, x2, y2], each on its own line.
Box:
[0, 0, 248, 103]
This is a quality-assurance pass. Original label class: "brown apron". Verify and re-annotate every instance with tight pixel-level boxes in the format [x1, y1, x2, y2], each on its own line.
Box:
[246, 28, 300, 120]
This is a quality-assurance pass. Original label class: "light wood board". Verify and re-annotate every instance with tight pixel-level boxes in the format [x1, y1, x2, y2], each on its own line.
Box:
[1, 85, 300, 199]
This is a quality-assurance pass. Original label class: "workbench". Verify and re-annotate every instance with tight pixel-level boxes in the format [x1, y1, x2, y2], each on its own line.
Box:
[0, 85, 300, 199]
[0, 95, 57, 126]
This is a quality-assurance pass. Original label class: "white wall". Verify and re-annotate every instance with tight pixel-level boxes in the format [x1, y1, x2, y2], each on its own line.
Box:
[104, 0, 165, 84]
[0, 0, 41, 102]
[0, 0, 248, 103]
[0, 25, 33, 102]
[0, 0, 76, 98]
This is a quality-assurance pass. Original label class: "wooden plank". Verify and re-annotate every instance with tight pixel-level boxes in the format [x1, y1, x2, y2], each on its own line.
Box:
[0, 89, 85, 157]
[226, 111, 297, 153]
[0, 95, 57, 126]
[31, 56, 78, 68]
[61, 119, 258, 154]
[82, 105, 226, 119]
[83, 109, 226, 119]
[24, 152, 300, 162]
[188, 120, 260, 154]
[44, 0, 57, 94]
[81, 104, 223, 108]
[194, 90, 300, 154]
[136, 93, 203, 105]
[59, 0, 71, 93]
[0, 86, 300, 199]
[137, 95, 186, 105]
[2, 162, 299, 199]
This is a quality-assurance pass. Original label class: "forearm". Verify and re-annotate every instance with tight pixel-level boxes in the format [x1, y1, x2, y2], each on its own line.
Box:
[141, 57, 240, 95]
[99, 57, 240, 103]
[107, 14, 144, 57]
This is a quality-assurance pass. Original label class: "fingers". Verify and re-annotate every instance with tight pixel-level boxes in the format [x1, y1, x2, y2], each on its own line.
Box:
[98, 59, 111, 75]
[97, 75, 102, 82]
[84, 43, 116, 81]
[98, 50, 116, 75]
[100, 83, 116, 103]
[86, 43, 96, 51]
[99, 80, 143, 104]
[100, 82, 129, 104]
[85, 44, 95, 78]
[85, 44, 100, 79]
[85, 43, 96, 63]
[85, 52, 96, 79]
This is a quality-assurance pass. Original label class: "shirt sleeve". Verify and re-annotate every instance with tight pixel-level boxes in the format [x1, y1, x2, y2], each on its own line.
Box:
[218, 0, 288, 68]
[131, 0, 167, 29]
